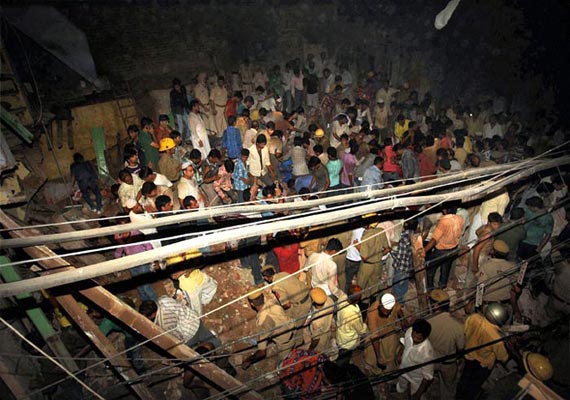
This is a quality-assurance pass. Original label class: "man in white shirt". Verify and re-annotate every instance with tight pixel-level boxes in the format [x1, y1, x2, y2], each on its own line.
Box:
[307, 238, 344, 299]
[188, 100, 211, 157]
[483, 114, 504, 139]
[339, 63, 353, 96]
[345, 227, 365, 293]
[330, 115, 350, 148]
[177, 161, 204, 208]
[248, 134, 275, 187]
[125, 198, 161, 248]
[375, 80, 399, 105]
[118, 169, 144, 209]
[397, 319, 435, 399]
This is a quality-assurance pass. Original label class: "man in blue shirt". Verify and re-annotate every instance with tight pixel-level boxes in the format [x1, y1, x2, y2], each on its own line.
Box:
[222, 115, 242, 160]
[233, 148, 252, 203]
[361, 156, 385, 191]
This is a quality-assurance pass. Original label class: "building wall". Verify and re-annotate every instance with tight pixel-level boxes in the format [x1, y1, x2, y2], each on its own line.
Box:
[39, 100, 133, 180]
[52, 1, 548, 117]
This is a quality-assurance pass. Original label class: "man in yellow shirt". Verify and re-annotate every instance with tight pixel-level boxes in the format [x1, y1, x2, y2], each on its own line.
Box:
[336, 285, 368, 365]
[394, 114, 410, 142]
[456, 303, 509, 399]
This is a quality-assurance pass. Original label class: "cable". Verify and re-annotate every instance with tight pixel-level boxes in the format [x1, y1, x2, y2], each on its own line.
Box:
[0, 150, 552, 278]
[0, 317, 105, 400]
[15, 158, 570, 396]
[23, 199, 450, 398]
[16, 187, 570, 398]
[84, 239, 564, 400]
[188, 240, 569, 400]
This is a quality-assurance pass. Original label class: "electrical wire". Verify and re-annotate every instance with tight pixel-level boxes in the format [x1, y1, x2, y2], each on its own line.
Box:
[21, 196, 455, 399]
[0, 317, 105, 400]
[0, 153, 557, 274]
[13, 155, 568, 396]
[86, 228, 568, 400]
[13, 187, 569, 398]
[15, 162, 564, 396]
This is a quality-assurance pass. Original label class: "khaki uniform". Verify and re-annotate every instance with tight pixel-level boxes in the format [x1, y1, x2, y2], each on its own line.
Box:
[158, 154, 180, 182]
[210, 86, 228, 137]
[357, 227, 388, 303]
[478, 258, 516, 302]
[256, 298, 296, 352]
[427, 312, 465, 398]
[464, 313, 508, 369]
[303, 297, 335, 354]
[364, 300, 401, 372]
[272, 272, 311, 329]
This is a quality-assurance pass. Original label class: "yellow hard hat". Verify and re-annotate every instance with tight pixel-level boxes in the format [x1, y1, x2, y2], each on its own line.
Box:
[314, 128, 325, 138]
[523, 352, 554, 381]
[159, 137, 176, 152]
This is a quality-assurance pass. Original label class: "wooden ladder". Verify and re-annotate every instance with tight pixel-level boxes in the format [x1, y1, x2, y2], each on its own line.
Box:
[112, 80, 139, 131]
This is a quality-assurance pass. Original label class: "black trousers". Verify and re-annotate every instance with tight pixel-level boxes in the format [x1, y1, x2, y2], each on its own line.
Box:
[456, 359, 492, 400]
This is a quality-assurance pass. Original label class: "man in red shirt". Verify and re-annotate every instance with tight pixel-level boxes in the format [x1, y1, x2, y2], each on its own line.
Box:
[382, 137, 401, 183]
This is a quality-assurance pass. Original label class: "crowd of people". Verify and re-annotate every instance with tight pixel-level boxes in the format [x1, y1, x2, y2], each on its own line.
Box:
[72, 54, 569, 399]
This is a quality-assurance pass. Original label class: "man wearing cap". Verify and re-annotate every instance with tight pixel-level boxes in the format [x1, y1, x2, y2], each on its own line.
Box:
[303, 287, 336, 354]
[477, 240, 516, 303]
[242, 290, 297, 370]
[356, 218, 390, 305]
[427, 289, 465, 398]
[178, 162, 204, 208]
[261, 265, 311, 329]
[158, 138, 181, 183]
[365, 293, 405, 372]
[457, 304, 509, 399]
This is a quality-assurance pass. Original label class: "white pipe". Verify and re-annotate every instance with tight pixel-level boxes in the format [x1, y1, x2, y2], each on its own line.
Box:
[0, 158, 557, 249]
[0, 154, 565, 298]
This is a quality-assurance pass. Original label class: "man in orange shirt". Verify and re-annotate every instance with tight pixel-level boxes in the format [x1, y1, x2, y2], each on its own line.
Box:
[424, 207, 464, 288]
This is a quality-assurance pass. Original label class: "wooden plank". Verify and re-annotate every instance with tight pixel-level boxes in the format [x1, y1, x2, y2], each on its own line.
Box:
[0, 357, 28, 399]
[0, 212, 262, 400]
[55, 294, 154, 400]
[0, 258, 79, 373]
